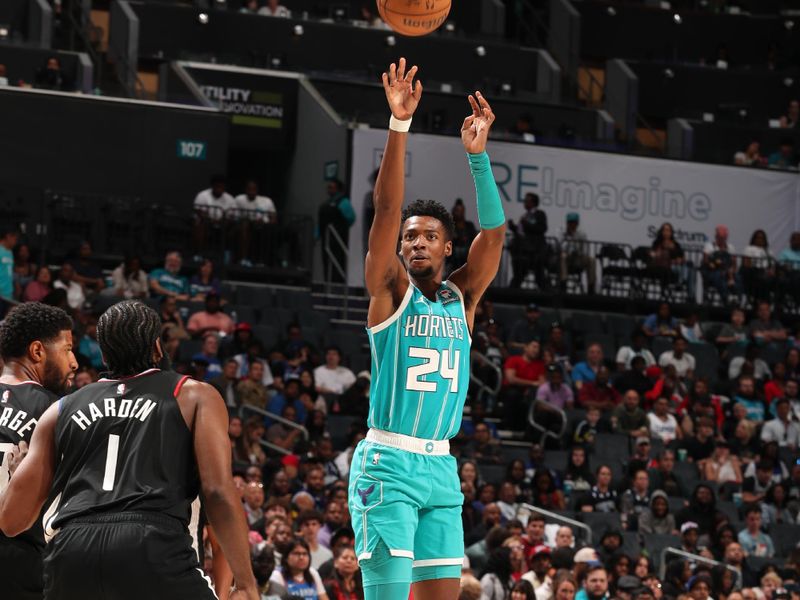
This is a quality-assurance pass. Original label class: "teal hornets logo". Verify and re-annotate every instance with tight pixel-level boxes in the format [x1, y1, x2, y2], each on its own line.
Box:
[357, 484, 376, 506]
[438, 288, 458, 305]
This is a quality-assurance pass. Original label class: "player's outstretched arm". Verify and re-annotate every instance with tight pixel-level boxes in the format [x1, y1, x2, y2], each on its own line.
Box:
[450, 92, 507, 327]
[188, 381, 258, 600]
[0, 403, 57, 536]
[365, 58, 422, 305]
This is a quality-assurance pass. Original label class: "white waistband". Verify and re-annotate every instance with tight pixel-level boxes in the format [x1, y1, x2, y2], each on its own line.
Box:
[366, 429, 450, 456]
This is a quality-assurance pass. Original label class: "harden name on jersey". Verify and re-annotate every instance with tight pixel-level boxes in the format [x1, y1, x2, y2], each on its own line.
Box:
[70, 396, 158, 431]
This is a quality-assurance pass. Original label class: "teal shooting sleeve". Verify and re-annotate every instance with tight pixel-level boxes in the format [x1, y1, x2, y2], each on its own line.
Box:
[468, 151, 505, 230]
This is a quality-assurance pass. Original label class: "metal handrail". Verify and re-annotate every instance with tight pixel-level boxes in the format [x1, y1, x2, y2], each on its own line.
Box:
[521, 503, 593, 545]
[324, 224, 350, 319]
[527, 394, 568, 444]
[469, 349, 502, 406]
[241, 404, 309, 440]
[659, 548, 741, 583]
[258, 438, 290, 456]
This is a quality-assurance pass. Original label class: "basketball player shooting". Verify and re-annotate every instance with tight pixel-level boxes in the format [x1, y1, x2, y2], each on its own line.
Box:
[347, 58, 506, 600]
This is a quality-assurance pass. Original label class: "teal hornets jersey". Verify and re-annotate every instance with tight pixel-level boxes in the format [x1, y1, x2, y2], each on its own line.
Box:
[366, 281, 471, 440]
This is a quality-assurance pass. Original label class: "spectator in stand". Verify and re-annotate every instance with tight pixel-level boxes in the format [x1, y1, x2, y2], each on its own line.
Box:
[210, 358, 242, 413]
[68, 241, 105, 295]
[574, 406, 608, 448]
[106, 256, 148, 299]
[447, 198, 478, 273]
[573, 343, 605, 390]
[508, 304, 546, 354]
[577, 566, 609, 600]
[749, 301, 787, 346]
[318, 179, 355, 284]
[616, 329, 656, 371]
[234, 179, 278, 266]
[614, 356, 652, 398]
[563, 445, 595, 496]
[612, 390, 649, 439]
[780, 378, 800, 421]
[12, 243, 36, 298]
[0, 63, 7, 86]
[737, 506, 775, 558]
[531, 469, 565, 511]
[742, 460, 776, 505]
[34, 56, 67, 90]
[237, 361, 270, 410]
[734, 141, 766, 167]
[186, 292, 234, 337]
[648, 450, 684, 497]
[658, 337, 695, 380]
[53, 263, 86, 310]
[620, 469, 651, 530]
[578, 366, 620, 411]
[192, 333, 222, 381]
[761, 397, 800, 448]
[762, 482, 793, 529]
[233, 339, 275, 387]
[522, 545, 553, 599]
[78, 314, 104, 370]
[767, 138, 798, 170]
[193, 175, 236, 253]
[786, 347, 800, 379]
[243, 417, 267, 466]
[681, 416, 716, 464]
[323, 546, 362, 600]
[537, 364, 574, 409]
[266, 404, 303, 451]
[510, 580, 537, 600]
[189, 258, 222, 301]
[680, 312, 704, 343]
[149, 251, 190, 300]
[297, 511, 333, 569]
[582, 464, 618, 512]
[729, 344, 771, 383]
[480, 546, 513, 600]
[703, 225, 740, 303]
[732, 375, 767, 423]
[645, 364, 686, 410]
[764, 362, 787, 406]
[544, 322, 574, 376]
[463, 422, 504, 464]
[717, 307, 749, 357]
[509, 192, 548, 289]
[0, 226, 17, 304]
[647, 396, 682, 444]
[267, 378, 306, 426]
[259, 0, 291, 17]
[22, 266, 52, 302]
[243, 481, 265, 526]
[703, 441, 743, 486]
[676, 484, 722, 538]
[780, 99, 800, 128]
[313, 347, 356, 397]
[643, 302, 679, 339]
[741, 230, 775, 301]
[638, 490, 677, 536]
[560, 212, 596, 293]
[503, 339, 546, 424]
[651, 222, 695, 299]
[269, 538, 328, 600]
[497, 481, 521, 521]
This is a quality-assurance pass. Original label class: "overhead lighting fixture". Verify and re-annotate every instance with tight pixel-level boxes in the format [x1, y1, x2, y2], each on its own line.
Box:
[606, 6, 616, 16]
[784, 77, 795, 87]
[475, 45, 487, 57]
[198, 12, 209, 24]
[785, 20, 795, 30]
[293, 24, 304, 36]
[444, 22, 455, 32]
[0, 25, 9, 39]
[673, 13, 682, 24]
[270, 57, 282, 68]
[663, 68, 674, 78]
[385, 35, 396, 47]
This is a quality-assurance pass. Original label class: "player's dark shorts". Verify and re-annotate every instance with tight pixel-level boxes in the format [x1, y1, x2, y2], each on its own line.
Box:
[0, 536, 44, 600]
[43, 511, 217, 600]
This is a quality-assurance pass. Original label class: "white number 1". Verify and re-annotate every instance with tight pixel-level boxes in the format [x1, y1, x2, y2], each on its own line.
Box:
[0, 443, 13, 493]
[406, 348, 460, 393]
[102, 434, 120, 491]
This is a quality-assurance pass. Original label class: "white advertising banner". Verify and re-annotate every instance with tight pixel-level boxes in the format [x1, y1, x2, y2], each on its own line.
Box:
[348, 129, 799, 287]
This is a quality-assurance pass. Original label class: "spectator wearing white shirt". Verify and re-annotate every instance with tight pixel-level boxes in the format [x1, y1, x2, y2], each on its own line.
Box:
[107, 256, 148, 299]
[616, 329, 656, 371]
[729, 343, 772, 382]
[761, 397, 800, 448]
[313, 346, 356, 396]
[258, 0, 291, 17]
[234, 179, 278, 266]
[658, 336, 695, 380]
[647, 396, 682, 444]
[193, 174, 236, 256]
[53, 262, 86, 310]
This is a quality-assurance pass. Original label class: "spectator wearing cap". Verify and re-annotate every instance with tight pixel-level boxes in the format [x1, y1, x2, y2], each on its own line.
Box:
[560, 212, 597, 293]
[616, 330, 656, 372]
[680, 521, 701, 554]
[578, 366, 621, 412]
[537, 364, 574, 409]
[313, 346, 356, 396]
[761, 397, 800, 448]
[187, 292, 235, 337]
[189, 258, 222, 301]
[658, 337, 696, 380]
[738, 506, 775, 558]
[612, 390, 649, 439]
[149, 251, 190, 300]
[576, 565, 609, 600]
[617, 576, 643, 600]
[509, 304, 547, 353]
[522, 544, 553, 600]
[573, 344, 605, 390]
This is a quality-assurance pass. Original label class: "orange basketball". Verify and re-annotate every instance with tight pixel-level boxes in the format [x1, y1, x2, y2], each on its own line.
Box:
[377, 0, 452, 37]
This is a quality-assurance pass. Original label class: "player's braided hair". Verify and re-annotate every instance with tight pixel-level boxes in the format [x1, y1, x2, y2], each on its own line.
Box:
[401, 199, 455, 241]
[97, 300, 162, 378]
[0, 302, 73, 360]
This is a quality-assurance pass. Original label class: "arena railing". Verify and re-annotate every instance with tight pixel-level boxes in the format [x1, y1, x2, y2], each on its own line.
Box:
[469, 350, 503, 410]
[526, 395, 567, 446]
[520, 503, 594, 545]
[659, 548, 741, 585]
[241, 404, 309, 456]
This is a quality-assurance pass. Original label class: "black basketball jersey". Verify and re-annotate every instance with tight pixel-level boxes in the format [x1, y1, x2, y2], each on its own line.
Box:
[49, 369, 200, 532]
[0, 381, 57, 549]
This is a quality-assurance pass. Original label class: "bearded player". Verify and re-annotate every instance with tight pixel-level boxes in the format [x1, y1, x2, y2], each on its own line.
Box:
[348, 58, 506, 600]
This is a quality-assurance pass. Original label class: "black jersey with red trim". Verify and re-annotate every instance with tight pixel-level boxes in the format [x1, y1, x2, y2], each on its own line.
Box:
[49, 369, 199, 531]
[0, 381, 58, 549]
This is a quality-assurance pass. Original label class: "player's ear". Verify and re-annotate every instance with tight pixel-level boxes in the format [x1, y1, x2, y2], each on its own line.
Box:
[444, 240, 453, 257]
[154, 338, 165, 363]
[28, 340, 45, 364]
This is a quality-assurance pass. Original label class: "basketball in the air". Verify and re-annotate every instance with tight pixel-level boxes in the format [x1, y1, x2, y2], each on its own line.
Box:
[377, 0, 452, 37]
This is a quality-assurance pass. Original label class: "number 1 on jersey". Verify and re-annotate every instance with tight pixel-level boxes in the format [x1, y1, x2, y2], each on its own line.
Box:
[102, 434, 120, 491]
[0, 443, 13, 493]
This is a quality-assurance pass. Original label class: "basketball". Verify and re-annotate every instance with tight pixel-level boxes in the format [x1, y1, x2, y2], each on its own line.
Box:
[377, 0, 452, 37]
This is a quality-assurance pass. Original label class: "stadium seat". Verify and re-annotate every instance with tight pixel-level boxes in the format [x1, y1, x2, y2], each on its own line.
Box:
[275, 289, 314, 311]
[543, 450, 568, 475]
[598, 244, 632, 298]
[326, 414, 361, 450]
[667, 496, 687, 514]
[481, 464, 507, 486]
[771, 524, 800, 556]
[606, 314, 639, 340]
[579, 512, 621, 538]
[583, 333, 616, 360]
[251, 325, 279, 350]
[569, 312, 606, 336]
[235, 286, 274, 308]
[259, 307, 295, 331]
[689, 342, 720, 382]
[223, 305, 257, 326]
[651, 337, 673, 360]
[644, 534, 681, 569]
[594, 433, 631, 462]
[177, 339, 203, 363]
[716, 500, 740, 523]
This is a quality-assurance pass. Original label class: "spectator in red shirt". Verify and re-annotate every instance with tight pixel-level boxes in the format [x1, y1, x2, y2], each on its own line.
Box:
[578, 365, 620, 411]
[503, 340, 546, 426]
[677, 378, 724, 433]
[764, 361, 787, 406]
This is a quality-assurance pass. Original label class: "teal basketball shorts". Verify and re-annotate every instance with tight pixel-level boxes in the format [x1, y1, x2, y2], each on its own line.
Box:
[347, 430, 464, 586]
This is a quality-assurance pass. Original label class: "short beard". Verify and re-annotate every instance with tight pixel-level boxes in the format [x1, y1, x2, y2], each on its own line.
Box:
[408, 265, 434, 279]
[42, 360, 72, 396]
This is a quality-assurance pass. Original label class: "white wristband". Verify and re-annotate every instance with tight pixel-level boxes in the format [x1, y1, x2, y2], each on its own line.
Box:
[389, 115, 412, 133]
